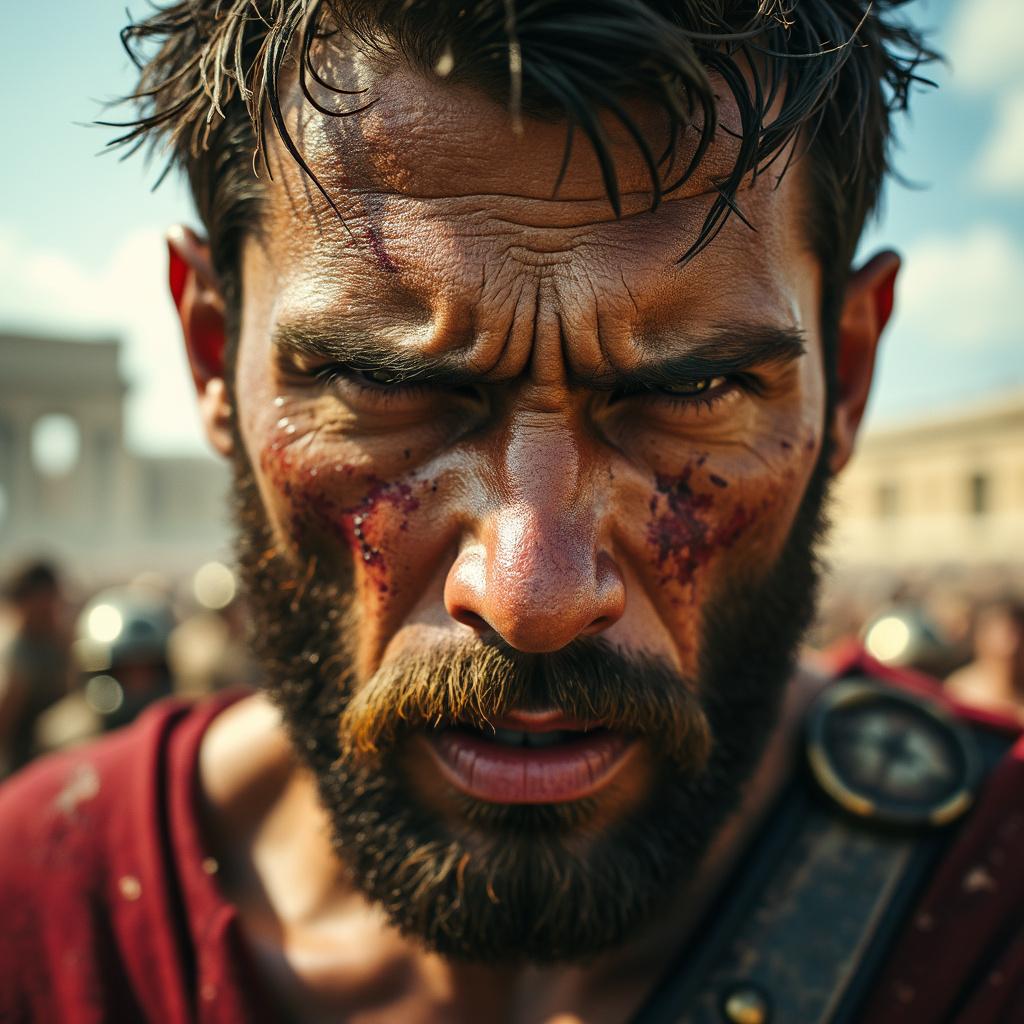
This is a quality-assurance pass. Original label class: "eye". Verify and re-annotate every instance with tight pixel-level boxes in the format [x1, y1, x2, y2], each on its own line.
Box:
[656, 376, 727, 398]
[609, 376, 733, 405]
[309, 363, 484, 413]
[314, 363, 423, 394]
[355, 367, 408, 387]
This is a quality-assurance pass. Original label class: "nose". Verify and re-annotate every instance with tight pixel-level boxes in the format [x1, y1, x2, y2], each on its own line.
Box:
[443, 425, 625, 653]
[445, 506, 626, 652]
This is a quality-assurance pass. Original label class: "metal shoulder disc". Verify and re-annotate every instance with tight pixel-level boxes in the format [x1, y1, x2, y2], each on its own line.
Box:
[806, 677, 981, 828]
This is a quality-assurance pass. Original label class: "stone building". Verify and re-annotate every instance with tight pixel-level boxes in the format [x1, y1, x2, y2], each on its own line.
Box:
[0, 332, 230, 585]
[827, 390, 1024, 573]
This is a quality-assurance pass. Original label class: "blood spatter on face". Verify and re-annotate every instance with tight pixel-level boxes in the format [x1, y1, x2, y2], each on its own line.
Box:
[647, 463, 757, 588]
[337, 477, 421, 595]
[259, 427, 429, 597]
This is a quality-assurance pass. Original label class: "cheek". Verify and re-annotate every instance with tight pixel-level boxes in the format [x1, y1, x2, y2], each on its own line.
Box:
[256, 421, 436, 599]
[643, 448, 810, 598]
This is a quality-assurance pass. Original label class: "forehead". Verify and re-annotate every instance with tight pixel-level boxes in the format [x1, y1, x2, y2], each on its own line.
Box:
[246, 50, 818, 372]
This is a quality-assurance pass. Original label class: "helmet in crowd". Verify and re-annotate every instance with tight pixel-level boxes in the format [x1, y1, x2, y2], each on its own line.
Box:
[73, 585, 176, 729]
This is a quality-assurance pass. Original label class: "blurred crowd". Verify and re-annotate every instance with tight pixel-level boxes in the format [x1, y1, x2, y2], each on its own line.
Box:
[1, 554, 1022, 779]
[0, 557, 259, 779]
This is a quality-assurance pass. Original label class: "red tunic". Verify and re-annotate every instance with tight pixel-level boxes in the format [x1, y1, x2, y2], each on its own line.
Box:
[0, 694, 278, 1024]
[0, 669, 1021, 1023]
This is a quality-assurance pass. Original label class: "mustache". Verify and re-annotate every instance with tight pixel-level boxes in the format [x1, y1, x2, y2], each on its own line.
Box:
[338, 637, 712, 774]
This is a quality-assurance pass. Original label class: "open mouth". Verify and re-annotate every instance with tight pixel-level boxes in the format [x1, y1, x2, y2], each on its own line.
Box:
[418, 709, 639, 804]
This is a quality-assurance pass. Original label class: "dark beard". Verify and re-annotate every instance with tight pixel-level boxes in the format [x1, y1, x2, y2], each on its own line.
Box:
[232, 443, 831, 965]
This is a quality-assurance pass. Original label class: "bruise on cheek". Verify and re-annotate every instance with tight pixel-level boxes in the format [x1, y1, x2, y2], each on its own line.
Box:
[646, 460, 765, 589]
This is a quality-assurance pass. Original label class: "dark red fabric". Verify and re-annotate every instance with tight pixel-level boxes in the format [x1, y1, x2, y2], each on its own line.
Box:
[0, 658, 1021, 1023]
[0, 694, 279, 1024]
[827, 643, 1024, 1022]
[860, 731, 1024, 1022]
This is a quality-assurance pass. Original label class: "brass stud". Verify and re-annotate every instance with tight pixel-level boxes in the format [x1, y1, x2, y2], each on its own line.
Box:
[722, 984, 769, 1024]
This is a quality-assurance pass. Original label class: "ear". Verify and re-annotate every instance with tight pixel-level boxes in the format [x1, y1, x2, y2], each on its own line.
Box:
[829, 250, 900, 474]
[167, 225, 234, 458]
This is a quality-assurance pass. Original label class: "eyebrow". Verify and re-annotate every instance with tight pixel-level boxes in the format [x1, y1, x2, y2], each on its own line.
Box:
[600, 326, 806, 391]
[272, 319, 806, 390]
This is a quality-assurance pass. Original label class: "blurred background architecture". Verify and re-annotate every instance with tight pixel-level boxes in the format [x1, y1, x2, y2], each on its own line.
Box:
[829, 390, 1024, 571]
[0, 331, 229, 584]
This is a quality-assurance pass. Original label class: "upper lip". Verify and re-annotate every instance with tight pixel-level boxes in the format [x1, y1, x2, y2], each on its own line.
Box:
[481, 708, 603, 733]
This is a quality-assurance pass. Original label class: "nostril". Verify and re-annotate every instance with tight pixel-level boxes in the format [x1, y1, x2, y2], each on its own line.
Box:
[452, 607, 489, 633]
[581, 614, 615, 636]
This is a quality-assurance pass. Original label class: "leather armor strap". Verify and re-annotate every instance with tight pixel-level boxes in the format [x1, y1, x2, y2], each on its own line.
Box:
[632, 684, 1012, 1024]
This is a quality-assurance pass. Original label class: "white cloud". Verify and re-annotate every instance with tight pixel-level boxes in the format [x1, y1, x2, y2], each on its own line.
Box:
[0, 228, 206, 455]
[973, 89, 1024, 193]
[897, 224, 1024, 347]
[945, 0, 1024, 92]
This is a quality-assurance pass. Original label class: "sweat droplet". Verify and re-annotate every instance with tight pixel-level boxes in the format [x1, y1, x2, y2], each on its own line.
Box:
[273, 396, 285, 408]
[276, 417, 290, 429]
[285, 424, 297, 435]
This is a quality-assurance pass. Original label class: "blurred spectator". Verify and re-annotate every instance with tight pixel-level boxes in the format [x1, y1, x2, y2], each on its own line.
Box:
[73, 584, 177, 732]
[945, 599, 1024, 724]
[168, 597, 257, 697]
[0, 560, 72, 776]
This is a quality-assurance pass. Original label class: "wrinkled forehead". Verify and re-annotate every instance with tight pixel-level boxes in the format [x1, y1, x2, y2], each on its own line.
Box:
[245, 47, 817, 372]
[272, 43, 803, 218]
[269, 33, 814, 217]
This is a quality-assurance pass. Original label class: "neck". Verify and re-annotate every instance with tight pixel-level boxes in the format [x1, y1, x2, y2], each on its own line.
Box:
[198, 666, 824, 1023]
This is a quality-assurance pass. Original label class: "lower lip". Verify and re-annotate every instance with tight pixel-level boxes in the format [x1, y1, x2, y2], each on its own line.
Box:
[420, 729, 639, 804]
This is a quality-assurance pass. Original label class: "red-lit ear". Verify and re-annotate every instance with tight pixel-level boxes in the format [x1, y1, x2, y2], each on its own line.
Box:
[829, 250, 900, 474]
[167, 225, 233, 458]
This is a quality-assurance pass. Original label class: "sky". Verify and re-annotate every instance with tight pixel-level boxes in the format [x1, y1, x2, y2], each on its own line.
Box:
[1, 0, 1022, 456]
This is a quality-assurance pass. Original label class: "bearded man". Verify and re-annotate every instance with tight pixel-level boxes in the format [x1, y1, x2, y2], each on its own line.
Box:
[2, 2, 1022, 1022]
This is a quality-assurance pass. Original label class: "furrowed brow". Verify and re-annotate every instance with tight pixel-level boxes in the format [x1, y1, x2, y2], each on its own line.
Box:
[273, 319, 805, 391]
[272, 320, 479, 387]
[580, 325, 807, 391]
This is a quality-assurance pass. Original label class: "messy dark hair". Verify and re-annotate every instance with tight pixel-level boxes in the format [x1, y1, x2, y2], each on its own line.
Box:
[112, 0, 935, 362]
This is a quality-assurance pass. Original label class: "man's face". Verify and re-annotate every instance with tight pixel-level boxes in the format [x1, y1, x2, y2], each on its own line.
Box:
[227, 55, 831, 961]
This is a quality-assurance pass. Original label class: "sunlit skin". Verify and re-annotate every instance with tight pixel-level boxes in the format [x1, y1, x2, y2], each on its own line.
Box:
[175, 48, 898, 1024]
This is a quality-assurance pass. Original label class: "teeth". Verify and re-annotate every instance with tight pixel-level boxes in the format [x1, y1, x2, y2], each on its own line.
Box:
[492, 728, 527, 746]
[524, 730, 566, 748]
[487, 728, 569, 748]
